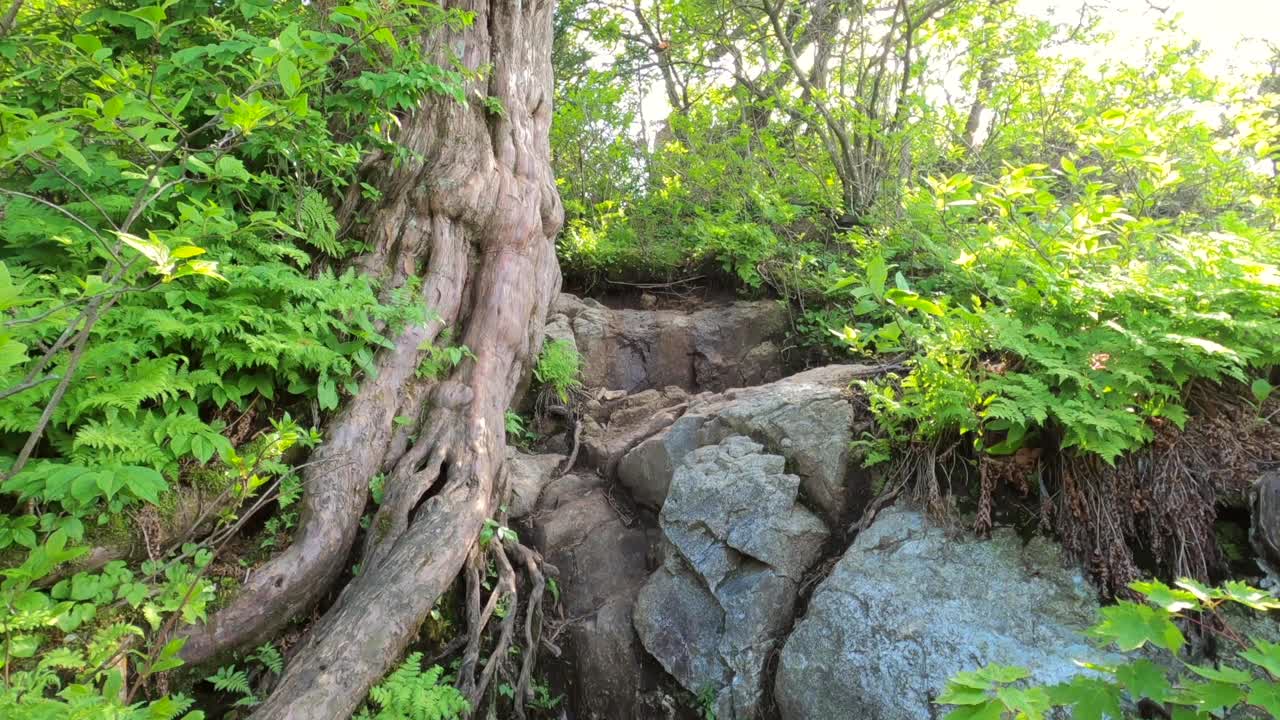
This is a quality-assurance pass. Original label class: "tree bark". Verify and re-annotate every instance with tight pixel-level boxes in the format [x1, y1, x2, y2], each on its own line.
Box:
[178, 2, 562, 716]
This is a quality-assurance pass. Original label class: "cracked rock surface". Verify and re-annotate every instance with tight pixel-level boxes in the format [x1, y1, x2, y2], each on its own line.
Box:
[775, 507, 1107, 720]
[634, 436, 828, 720]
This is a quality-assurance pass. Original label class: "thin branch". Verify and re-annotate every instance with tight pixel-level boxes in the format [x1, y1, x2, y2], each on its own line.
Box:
[0, 373, 59, 401]
[0, 0, 22, 38]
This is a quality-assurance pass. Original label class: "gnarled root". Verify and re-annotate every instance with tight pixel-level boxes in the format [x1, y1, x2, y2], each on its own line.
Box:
[455, 517, 552, 719]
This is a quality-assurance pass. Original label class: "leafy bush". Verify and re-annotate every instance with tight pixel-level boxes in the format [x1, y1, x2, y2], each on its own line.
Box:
[0, 0, 470, 714]
[835, 53, 1279, 464]
[938, 579, 1280, 719]
[354, 652, 469, 720]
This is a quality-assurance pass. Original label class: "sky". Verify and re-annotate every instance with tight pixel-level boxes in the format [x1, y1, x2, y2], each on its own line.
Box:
[1025, 0, 1280, 76]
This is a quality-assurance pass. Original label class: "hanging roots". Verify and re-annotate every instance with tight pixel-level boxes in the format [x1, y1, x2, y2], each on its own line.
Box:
[975, 382, 1280, 597]
[454, 506, 554, 719]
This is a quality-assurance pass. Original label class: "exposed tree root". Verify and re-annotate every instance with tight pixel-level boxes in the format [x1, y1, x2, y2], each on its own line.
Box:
[178, 2, 568, 716]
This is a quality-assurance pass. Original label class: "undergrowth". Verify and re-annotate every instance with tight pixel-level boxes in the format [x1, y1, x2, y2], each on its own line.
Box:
[0, 0, 471, 715]
[354, 653, 469, 720]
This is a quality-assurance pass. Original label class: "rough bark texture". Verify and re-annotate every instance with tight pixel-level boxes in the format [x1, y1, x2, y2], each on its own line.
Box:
[179, 1, 561, 716]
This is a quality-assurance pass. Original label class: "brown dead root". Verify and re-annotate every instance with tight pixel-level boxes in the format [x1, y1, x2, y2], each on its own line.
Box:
[861, 381, 1279, 599]
[1043, 383, 1280, 597]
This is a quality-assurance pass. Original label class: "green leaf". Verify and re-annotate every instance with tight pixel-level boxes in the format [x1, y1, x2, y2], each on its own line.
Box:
[995, 686, 1051, 719]
[1115, 659, 1172, 702]
[1175, 680, 1244, 714]
[1240, 639, 1280, 678]
[277, 58, 302, 97]
[1252, 378, 1275, 405]
[943, 700, 1005, 720]
[171, 245, 207, 259]
[885, 288, 945, 316]
[1248, 681, 1280, 716]
[317, 377, 339, 410]
[215, 155, 252, 181]
[72, 34, 103, 54]
[1184, 663, 1251, 684]
[120, 466, 167, 504]
[1219, 581, 1280, 611]
[866, 255, 888, 299]
[1090, 602, 1185, 653]
[1132, 579, 1200, 613]
[116, 231, 174, 276]
[936, 685, 992, 705]
[56, 142, 91, 175]
[9, 634, 41, 658]
[1047, 676, 1123, 720]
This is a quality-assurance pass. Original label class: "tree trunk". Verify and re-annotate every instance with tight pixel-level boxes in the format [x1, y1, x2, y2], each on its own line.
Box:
[178, 2, 562, 716]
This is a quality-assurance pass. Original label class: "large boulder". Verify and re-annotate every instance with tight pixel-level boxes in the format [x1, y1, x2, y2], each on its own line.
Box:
[634, 436, 828, 720]
[530, 471, 660, 719]
[775, 507, 1107, 720]
[548, 294, 787, 393]
[618, 365, 866, 518]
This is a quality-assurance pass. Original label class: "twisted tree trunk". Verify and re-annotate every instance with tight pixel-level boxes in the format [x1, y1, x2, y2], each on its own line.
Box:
[178, 2, 562, 716]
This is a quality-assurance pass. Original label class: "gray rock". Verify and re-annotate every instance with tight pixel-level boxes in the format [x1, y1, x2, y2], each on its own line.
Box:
[548, 293, 788, 393]
[503, 451, 564, 520]
[543, 312, 577, 352]
[580, 387, 689, 481]
[634, 437, 828, 720]
[1251, 471, 1280, 586]
[661, 438, 827, 583]
[530, 472, 660, 719]
[617, 413, 706, 508]
[618, 365, 864, 518]
[775, 507, 1107, 720]
[634, 562, 729, 694]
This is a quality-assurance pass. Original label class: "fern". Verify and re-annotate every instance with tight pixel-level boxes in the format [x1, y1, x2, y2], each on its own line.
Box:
[287, 189, 345, 258]
[533, 339, 583, 403]
[356, 652, 469, 720]
[207, 665, 257, 707]
[249, 643, 284, 675]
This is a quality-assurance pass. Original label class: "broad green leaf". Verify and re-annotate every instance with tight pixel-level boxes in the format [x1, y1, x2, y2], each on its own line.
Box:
[277, 57, 302, 97]
[1132, 579, 1200, 613]
[1252, 378, 1275, 405]
[1240, 639, 1280, 677]
[9, 634, 40, 658]
[866, 255, 887, 299]
[120, 465, 167, 505]
[1046, 676, 1124, 720]
[936, 685, 992, 706]
[1121, 655, 1172, 702]
[1174, 680, 1244, 714]
[1248, 681, 1280, 716]
[995, 686, 1051, 719]
[215, 155, 252, 181]
[1184, 663, 1251, 684]
[71, 34, 103, 54]
[1090, 602, 1185, 653]
[943, 700, 1005, 720]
